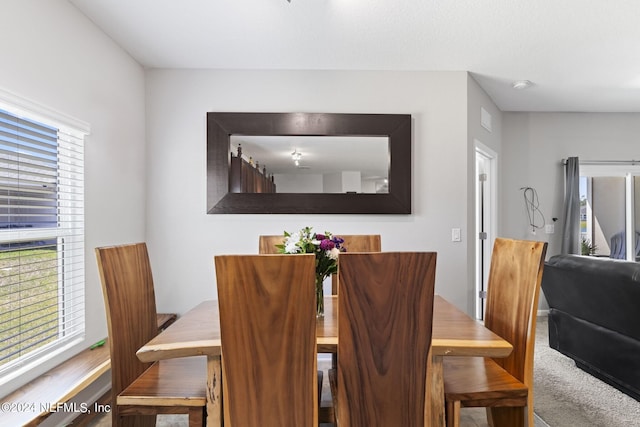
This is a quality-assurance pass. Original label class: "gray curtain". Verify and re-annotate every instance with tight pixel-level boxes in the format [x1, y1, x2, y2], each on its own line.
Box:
[561, 156, 580, 254]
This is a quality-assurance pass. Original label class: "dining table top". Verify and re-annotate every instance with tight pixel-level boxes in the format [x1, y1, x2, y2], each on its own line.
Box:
[137, 295, 512, 363]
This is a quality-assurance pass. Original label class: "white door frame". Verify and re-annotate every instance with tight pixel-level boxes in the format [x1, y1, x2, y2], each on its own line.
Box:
[475, 140, 498, 320]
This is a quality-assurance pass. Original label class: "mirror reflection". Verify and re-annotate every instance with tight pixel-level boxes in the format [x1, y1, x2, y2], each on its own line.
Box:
[206, 111, 411, 214]
[230, 135, 390, 194]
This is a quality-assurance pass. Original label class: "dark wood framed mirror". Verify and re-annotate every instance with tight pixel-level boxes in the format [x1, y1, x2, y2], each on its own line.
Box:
[207, 112, 411, 214]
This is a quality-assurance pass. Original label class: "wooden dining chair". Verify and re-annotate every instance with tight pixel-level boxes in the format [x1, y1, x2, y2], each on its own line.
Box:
[215, 254, 318, 426]
[96, 243, 207, 427]
[329, 252, 437, 427]
[258, 234, 382, 294]
[258, 235, 325, 388]
[259, 234, 382, 423]
[443, 238, 547, 427]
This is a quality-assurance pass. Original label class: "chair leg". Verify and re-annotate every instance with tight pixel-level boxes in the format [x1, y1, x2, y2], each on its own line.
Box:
[487, 406, 526, 427]
[317, 370, 324, 406]
[328, 368, 338, 426]
[188, 406, 206, 427]
[445, 400, 461, 427]
[115, 414, 156, 427]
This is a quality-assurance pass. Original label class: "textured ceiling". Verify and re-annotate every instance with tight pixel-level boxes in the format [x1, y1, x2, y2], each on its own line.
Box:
[69, 0, 640, 112]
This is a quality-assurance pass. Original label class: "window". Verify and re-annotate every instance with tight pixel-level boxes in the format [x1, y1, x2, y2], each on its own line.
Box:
[0, 91, 88, 378]
[580, 163, 640, 261]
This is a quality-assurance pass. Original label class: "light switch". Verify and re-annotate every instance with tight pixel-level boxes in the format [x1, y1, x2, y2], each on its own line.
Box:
[452, 228, 461, 242]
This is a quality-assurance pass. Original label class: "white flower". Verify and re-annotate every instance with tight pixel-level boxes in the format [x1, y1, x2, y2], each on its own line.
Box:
[284, 232, 301, 253]
[284, 240, 299, 253]
[327, 247, 340, 260]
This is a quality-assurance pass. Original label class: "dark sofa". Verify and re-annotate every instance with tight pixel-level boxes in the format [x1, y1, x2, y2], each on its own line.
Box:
[541, 254, 640, 400]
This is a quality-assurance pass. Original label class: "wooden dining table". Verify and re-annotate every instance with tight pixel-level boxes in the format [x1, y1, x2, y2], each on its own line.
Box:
[137, 295, 512, 427]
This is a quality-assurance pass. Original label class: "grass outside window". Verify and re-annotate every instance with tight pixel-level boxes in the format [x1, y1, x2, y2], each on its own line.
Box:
[0, 246, 59, 368]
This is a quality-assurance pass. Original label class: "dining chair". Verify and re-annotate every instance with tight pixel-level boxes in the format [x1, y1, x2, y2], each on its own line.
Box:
[258, 235, 325, 385]
[96, 243, 207, 427]
[329, 252, 437, 427]
[215, 254, 318, 426]
[443, 238, 547, 427]
[258, 234, 382, 423]
[258, 234, 382, 294]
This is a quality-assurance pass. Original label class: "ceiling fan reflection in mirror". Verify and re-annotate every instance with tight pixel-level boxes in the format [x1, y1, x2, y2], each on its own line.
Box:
[291, 149, 310, 169]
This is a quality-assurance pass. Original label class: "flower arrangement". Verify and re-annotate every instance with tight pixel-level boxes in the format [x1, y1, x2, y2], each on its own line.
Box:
[277, 226, 346, 316]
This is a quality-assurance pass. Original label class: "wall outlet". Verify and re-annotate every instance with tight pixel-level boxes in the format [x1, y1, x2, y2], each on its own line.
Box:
[545, 224, 555, 234]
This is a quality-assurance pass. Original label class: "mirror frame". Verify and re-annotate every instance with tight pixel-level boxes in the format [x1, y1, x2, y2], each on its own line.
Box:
[207, 112, 411, 214]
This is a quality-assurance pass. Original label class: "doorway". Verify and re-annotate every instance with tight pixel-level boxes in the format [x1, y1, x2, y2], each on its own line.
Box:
[475, 141, 497, 320]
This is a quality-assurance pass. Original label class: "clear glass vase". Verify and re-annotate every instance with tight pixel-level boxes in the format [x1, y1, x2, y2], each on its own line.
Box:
[315, 275, 324, 318]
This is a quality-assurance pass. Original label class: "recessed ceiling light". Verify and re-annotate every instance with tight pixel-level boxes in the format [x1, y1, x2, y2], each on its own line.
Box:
[512, 80, 533, 90]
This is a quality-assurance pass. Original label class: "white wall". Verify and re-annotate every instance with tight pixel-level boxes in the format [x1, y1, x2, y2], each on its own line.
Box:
[466, 76, 503, 314]
[145, 69, 475, 315]
[341, 171, 362, 193]
[0, 0, 146, 394]
[501, 112, 640, 307]
[275, 173, 323, 192]
[502, 113, 640, 254]
[323, 172, 342, 193]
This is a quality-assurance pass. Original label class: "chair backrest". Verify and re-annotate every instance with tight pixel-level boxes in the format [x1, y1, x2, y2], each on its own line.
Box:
[258, 235, 286, 254]
[332, 235, 382, 294]
[339, 234, 382, 252]
[610, 231, 625, 259]
[95, 243, 158, 398]
[609, 231, 640, 259]
[215, 254, 318, 427]
[336, 252, 437, 427]
[484, 238, 547, 386]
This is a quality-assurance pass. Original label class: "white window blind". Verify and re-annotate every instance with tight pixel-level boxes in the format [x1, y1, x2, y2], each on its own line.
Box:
[0, 101, 87, 375]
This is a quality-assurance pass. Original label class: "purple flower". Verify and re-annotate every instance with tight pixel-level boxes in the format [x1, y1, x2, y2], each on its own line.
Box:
[316, 233, 326, 240]
[320, 239, 335, 250]
[332, 236, 345, 250]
